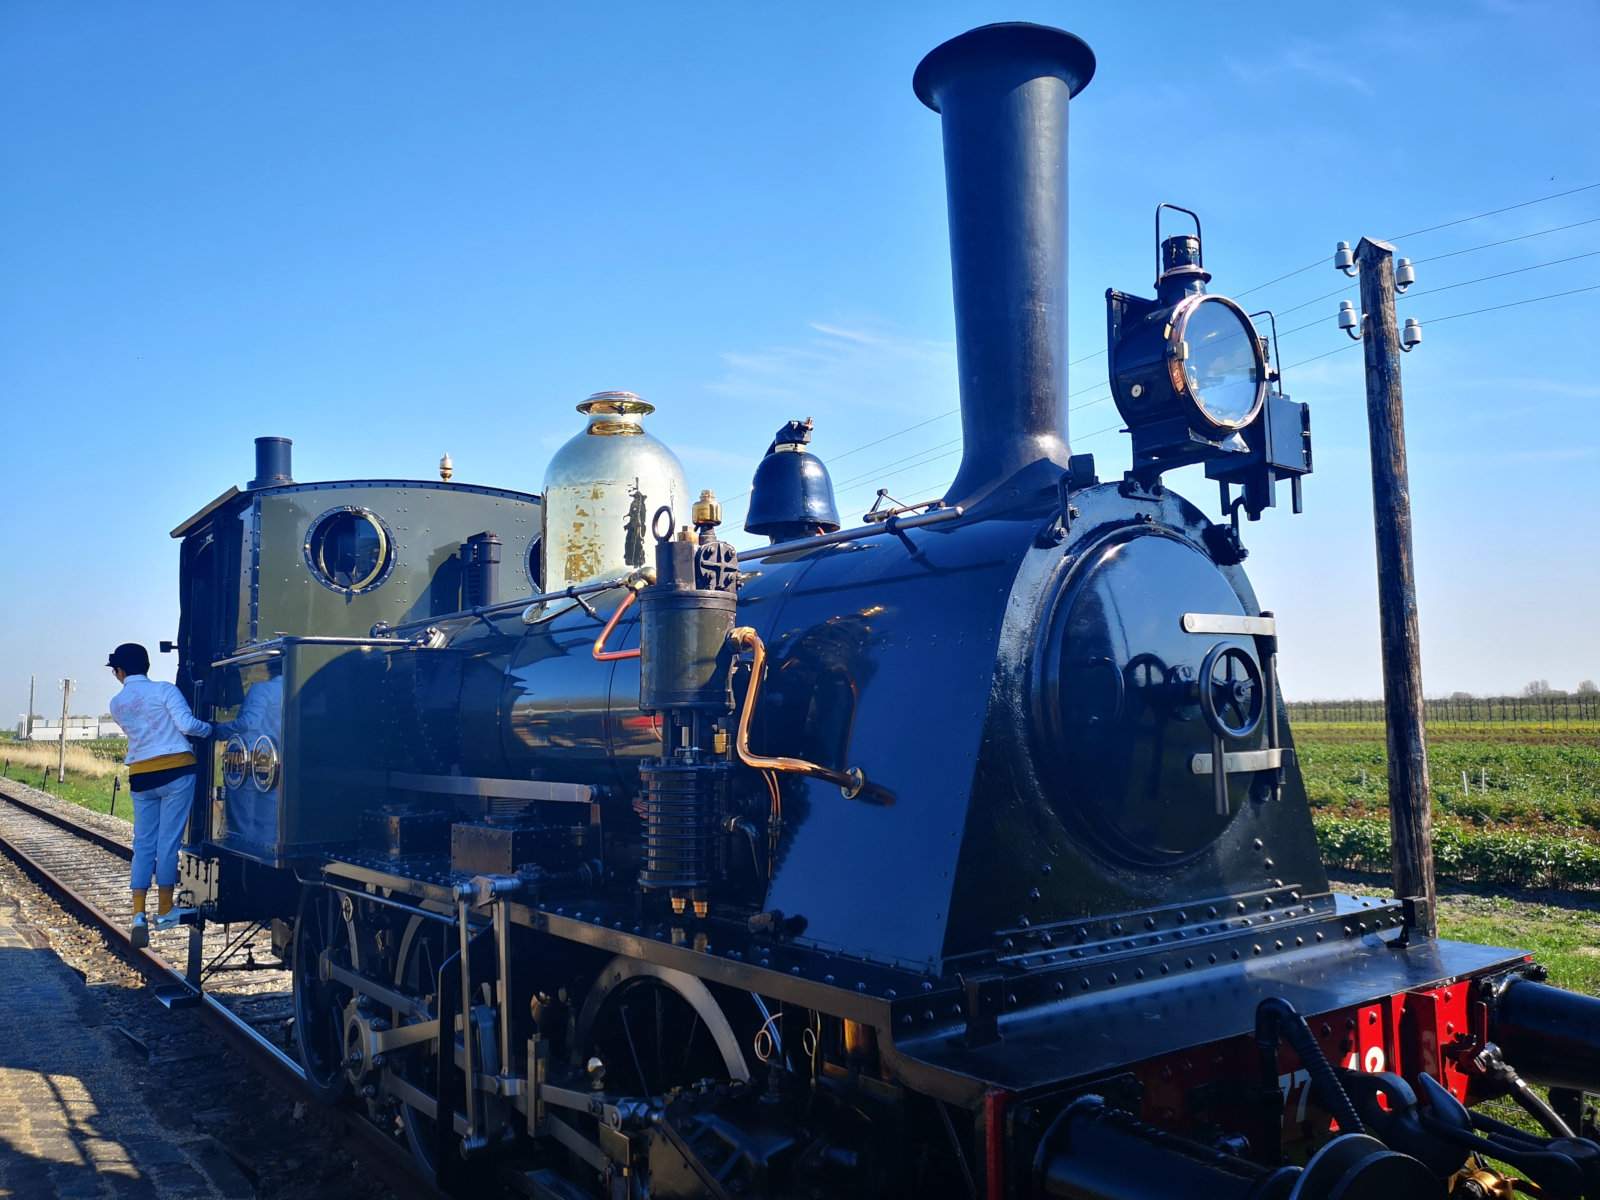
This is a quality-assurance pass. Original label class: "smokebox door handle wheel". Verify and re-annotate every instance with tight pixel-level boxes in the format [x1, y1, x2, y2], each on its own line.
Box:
[1198, 643, 1264, 740]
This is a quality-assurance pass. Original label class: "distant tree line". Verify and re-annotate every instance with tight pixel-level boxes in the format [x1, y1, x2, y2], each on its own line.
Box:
[1289, 685, 1600, 724]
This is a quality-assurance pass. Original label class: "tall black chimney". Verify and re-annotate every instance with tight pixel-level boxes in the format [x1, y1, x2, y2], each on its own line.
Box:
[913, 24, 1095, 504]
[249, 436, 293, 489]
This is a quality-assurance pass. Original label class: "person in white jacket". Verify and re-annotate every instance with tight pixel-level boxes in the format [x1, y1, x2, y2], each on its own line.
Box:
[106, 642, 216, 947]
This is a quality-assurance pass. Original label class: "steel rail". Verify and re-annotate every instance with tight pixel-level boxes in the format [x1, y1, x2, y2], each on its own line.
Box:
[0, 790, 441, 1200]
[0, 783, 135, 857]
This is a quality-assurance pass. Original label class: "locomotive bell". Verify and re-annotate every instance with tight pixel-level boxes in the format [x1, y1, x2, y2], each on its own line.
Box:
[541, 392, 688, 593]
[744, 418, 840, 542]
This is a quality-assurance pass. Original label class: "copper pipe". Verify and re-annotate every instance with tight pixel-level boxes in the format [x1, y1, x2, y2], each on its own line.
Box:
[730, 626, 864, 797]
[591, 590, 641, 661]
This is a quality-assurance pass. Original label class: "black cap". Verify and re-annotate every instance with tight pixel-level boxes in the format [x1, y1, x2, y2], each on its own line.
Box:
[107, 643, 150, 674]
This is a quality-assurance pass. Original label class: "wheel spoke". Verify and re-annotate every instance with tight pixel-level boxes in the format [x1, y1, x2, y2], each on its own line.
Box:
[680, 1012, 702, 1075]
[619, 1002, 651, 1095]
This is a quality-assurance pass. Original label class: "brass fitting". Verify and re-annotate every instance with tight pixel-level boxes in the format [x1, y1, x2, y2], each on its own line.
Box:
[692, 898, 709, 919]
[692, 489, 722, 529]
[670, 895, 687, 916]
[729, 626, 869, 798]
[1448, 1167, 1517, 1199]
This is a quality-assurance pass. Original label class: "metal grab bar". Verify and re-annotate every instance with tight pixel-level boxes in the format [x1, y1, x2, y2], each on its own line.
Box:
[591, 590, 640, 661]
[729, 626, 865, 799]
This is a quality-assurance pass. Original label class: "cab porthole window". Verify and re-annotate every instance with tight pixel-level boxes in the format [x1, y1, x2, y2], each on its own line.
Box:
[304, 506, 394, 594]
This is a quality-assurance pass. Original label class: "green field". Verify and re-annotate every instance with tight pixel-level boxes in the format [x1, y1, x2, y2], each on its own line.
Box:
[0, 731, 131, 815]
[1299, 721, 1600, 890]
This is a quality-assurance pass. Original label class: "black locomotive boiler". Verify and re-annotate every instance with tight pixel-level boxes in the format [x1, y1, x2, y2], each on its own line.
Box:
[162, 24, 1600, 1200]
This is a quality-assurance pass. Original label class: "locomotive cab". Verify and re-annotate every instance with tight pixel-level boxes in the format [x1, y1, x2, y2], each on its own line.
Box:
[170, 437, 542, 911]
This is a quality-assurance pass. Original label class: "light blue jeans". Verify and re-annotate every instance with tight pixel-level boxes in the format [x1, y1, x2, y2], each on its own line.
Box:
[130, 774, 194, 892]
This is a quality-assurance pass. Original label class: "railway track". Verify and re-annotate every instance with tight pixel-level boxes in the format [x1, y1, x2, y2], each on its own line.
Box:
[0, 781, 438, 1200]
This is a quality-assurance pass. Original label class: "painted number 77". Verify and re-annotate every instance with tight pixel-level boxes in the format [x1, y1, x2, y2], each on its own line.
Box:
[1280, 1048, 1385, 1125]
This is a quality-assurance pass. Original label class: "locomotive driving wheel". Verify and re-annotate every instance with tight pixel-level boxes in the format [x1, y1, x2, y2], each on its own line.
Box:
[291, 884, 362, 1103]
[391, 915, 449, 1178]
[577, 958, 753, 1098]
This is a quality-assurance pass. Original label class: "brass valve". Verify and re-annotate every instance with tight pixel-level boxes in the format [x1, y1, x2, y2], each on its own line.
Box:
[1449, 1167, 1518, 1198]
[692, 489, 722, 529]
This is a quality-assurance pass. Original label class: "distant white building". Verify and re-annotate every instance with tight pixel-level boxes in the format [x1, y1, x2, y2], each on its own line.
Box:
[99, 717, 124, 739]
[17, 716, 100, 742]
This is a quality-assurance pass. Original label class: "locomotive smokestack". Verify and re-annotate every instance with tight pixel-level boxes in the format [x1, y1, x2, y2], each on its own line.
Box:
[914, 24, 1095, 504]
[249, 436, 293, 489]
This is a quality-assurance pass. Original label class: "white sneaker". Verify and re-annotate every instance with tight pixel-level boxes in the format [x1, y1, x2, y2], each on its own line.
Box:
[131, 912, 149, 948]
[152, 907, 195, 931]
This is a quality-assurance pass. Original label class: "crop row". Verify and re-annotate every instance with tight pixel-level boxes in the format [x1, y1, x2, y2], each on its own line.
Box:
[1297, 734, 1600, 835]
[1314, 814, 1600, 891]
[1290, 697, 1600, 724]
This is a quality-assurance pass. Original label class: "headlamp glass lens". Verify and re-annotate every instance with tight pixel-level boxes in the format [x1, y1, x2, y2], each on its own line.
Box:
[1182, 299, 1263, 427]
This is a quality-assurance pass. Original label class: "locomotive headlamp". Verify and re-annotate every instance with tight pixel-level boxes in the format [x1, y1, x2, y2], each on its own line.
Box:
[1107, 204, 1268, 473]
[1165, 294, 1268, 429]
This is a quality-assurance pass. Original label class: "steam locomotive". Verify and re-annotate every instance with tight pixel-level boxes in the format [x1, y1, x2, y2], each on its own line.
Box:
[163, 23, 1600, 1200]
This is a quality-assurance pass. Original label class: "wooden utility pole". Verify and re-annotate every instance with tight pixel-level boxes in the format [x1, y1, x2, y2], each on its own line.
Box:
[27, 674, 36, 738]
[1355, 236, 1436, 937]
[57, 678, 74, 784]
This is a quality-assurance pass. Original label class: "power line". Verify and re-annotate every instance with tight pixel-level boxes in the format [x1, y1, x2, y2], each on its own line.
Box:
[831, 435, 963, 491]
[1236, 256, 1327, 300]
[833, 419, 1128, 506]
[828, 407, 958, 466]
[1273, 281, 1363, 320]
[826, 390, 1115, 496]
[833, 446, 963, 501]
[1424, 281, 1600, 325]
[1267, 248, 1600, 346]
[1282, 342, 1361, 372]
[1277, 282, 1600, 372]
[811, 279, 1600, 516]
[742, 182, 1600, 507]
[1237, 182, 1599, 300]
[1398, 250, 1600, 299]
[1411, 216, 1600, 265]
[1387, 181, 1600, 241]
[1270, 242, 1600, 325]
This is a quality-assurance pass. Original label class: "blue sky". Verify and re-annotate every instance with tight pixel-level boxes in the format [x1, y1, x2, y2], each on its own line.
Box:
[3, 1, 1598, 722]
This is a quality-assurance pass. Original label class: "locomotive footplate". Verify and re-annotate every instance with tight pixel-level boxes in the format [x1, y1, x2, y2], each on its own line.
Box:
[318, 852, 937, 1031]
[888, 906, 1529, 1100]
[311, 856, 1528, 1112]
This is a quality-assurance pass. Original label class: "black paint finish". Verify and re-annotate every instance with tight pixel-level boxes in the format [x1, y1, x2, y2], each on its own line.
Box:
[914, 24, 1096, 504]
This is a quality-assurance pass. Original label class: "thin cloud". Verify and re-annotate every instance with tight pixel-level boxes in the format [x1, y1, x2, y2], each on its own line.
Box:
[1227, 44, 1375, 96]
[707, 319, 956, 417]
[808, 322, 882, 345]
